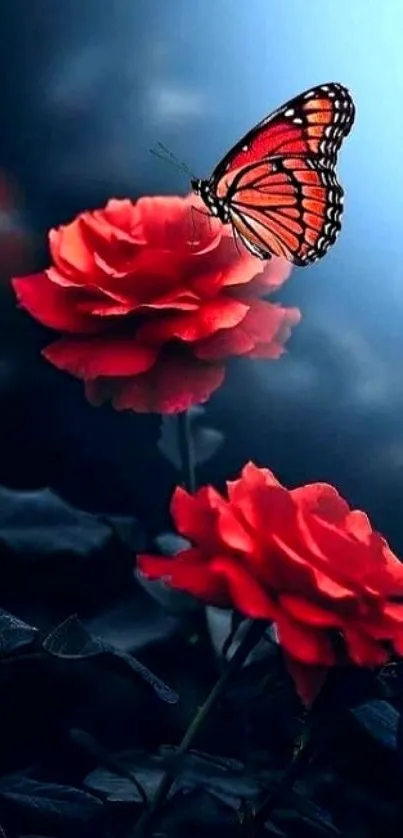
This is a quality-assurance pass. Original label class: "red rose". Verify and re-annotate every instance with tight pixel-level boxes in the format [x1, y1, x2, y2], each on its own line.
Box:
[138, 462, 403, 704]
[12, 196, 300, 413]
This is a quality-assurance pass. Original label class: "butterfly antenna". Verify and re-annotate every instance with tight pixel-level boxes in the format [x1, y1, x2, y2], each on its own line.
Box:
[150, 147, 185, 172]
[150, 142, 196, 178]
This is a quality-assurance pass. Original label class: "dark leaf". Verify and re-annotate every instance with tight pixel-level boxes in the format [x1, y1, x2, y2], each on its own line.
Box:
[153, 533, 190, 555]
[321, 775, 396, 834]
[42, 615, 178, 704]
[85, 748, 267, 810]
[42, 615, 100, 658]
[158, 413, 224, 469]
[380, 660, 403, 696]
[157, 787, 238, 836]
[85, 591, 183, 655]
[0, 775, 102, 826]
[102, 513, 146, 553]
[272, 793, 339, 837]
[157, 747, 268, 802]
[160, 747, 245, 774]
[84, 752, 166, 804]
[0, 485, 113, 558]
[84, 768, 144, 804]
[262, 822, 287, 836]
[312, 666, 383, 719]
[0, 609, 38, 656]
[351, 699, 399, 750]
[263, 825, 287, 836]
[69, 728, 147, 805]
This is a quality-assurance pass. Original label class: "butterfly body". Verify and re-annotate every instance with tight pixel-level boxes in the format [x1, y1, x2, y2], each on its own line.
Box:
[191, 177, 231, 223]
[191, 83, 355, 266]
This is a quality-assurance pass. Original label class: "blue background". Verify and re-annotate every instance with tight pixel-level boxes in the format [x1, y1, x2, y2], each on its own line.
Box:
[1, 0, 403, 549]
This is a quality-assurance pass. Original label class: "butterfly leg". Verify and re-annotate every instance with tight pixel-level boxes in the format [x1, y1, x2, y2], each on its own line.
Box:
[189, 205, 212, 247]
[231, 224, 243, 258]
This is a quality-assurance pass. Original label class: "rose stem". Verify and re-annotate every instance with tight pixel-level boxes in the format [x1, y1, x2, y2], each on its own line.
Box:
[177, 409, 196, 494]
[253, 739, 312, 828]
[133, 619, 267, 836]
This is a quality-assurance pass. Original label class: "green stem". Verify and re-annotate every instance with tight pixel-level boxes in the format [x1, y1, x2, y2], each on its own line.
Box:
[177, 410, 196, 493]
[133, 619, 267, 835]
[253, 738, 312, 828]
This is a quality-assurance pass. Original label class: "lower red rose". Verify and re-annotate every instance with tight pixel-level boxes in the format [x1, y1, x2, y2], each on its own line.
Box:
[12, 195, 300, 413]
[138, 462, 403, 704]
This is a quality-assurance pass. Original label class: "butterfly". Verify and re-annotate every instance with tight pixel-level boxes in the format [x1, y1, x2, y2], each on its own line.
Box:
[191, 82, 355, 266]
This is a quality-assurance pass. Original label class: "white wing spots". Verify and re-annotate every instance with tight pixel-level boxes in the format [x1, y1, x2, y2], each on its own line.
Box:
[284, 108, 295, 117]
[325, 125, 333, 138]
[304, 90, 316, 99]
[242, 144, 248, 151]
[293, 117, 303, 124]
[321, 85, 330, 91]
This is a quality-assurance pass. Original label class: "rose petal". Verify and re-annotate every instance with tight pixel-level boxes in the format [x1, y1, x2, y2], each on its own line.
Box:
[12, 273, 101, 334]
[230, 256, 292, 297]
[136, 297, 250, 345]
[345, 510, 374, 543]
[135, 193, 222, 252]
[195, 301, 300, 360]
[137, 551, 229, 606]
[383, 601, 403, 623]
[229, 461, 282, 495]
[43, 336, 158, 378]
[283, 655, 329, 707]
[343, 627, 389, 666]
[227, 463, 293, 537]
[280, 593, 343, 628]
[91, 248, 186, 302]
[194, 325, 255, 359]
[215, 502, 256, 554]
[190, 235, 264, 297]
[291, 483, 350, 524]
[170, 485, 224, 551]
[106, 355, 225, 413]
[96, 199, 147, 243]
[172, 472, 255, 554]
[276, 610, 336, 665]
[209, 556, 276, 619]
[49, 218, 98, 278]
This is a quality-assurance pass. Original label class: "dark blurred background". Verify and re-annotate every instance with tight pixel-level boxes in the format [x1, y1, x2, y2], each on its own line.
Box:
[0, 0, 402, 548]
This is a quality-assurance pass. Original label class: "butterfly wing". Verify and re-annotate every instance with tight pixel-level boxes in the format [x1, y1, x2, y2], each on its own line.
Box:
[209, 82, 355, 265]
[225, 156, 343, 265]
[211, 82, 355, 184]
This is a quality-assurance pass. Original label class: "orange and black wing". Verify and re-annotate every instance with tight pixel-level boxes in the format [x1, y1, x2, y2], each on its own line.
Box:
[211, 82, 355, 182]
[224, 156, 343, 266]
[210, 82, 355, 265]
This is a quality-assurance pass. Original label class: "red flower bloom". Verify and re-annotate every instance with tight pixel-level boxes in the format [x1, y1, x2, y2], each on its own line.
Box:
[12, 196, 300, 413]
[138, 462, 403, 704]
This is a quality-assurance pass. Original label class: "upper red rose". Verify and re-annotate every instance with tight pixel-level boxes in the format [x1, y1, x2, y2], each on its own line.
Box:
[138, 462, 403, 703]
[12, 196, 300, 413]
